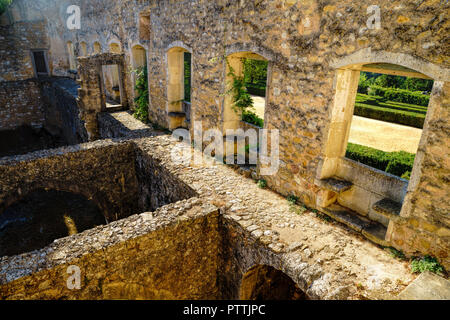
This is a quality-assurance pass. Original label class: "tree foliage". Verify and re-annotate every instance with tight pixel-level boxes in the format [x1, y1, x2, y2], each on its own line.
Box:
[0, 0, 12, 16]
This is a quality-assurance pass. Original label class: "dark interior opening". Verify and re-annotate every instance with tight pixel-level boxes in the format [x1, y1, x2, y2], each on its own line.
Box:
[0, 189, 105, 257]
[240, 265, 306, 300]
[32, 51, 48, 76]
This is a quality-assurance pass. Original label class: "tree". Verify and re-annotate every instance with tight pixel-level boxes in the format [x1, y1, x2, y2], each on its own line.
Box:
[404, 77, 434, 92]
[0, 0, 12, 16]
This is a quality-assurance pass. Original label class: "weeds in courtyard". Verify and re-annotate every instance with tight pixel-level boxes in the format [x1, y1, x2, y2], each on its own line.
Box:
[286, 195, 299, 205]
[257, 179, 267, 189]
[315, 212, 333, 223]
[385, 247, 407, 261]
[410, 255, 445, 276]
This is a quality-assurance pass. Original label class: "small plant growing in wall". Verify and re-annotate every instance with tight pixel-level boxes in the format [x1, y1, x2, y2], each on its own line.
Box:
[385, 247, 407, 261]
[257, 179, 267, 189]
[286, 195, 299, 205]
[133, 66, 149, 123]
[410, 255, 445, 276]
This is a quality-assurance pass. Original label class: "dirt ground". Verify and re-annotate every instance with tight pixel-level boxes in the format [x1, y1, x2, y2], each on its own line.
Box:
[250, 95, 266, 119]
[348, 115, 422, 153]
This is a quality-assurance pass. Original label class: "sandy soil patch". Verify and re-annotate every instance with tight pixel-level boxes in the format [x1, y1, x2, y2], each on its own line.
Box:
[348, 115, 422, 153]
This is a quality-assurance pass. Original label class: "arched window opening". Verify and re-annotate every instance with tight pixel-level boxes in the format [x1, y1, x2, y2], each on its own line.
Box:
[139, 12, 150, 41]
[167, 46, 192, 129]
[318, 62, 437, 243]
[66, 41, 77, 71]
[93, 41, 101, 54]
[0, 189, 105, 257]
[223, 52, 268, 132]
[80, 41, 87, 57]
[240, 265, 306, 300]
[131, 44, 147, 93]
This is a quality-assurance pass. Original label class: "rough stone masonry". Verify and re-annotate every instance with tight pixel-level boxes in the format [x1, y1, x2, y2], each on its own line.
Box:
[0, 0, 449, 299]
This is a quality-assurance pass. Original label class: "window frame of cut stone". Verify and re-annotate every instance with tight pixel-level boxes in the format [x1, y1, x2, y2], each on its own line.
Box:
[317, 56, 446, 246]
[30, 49, 49, 77]
[166, 43, 192, 130]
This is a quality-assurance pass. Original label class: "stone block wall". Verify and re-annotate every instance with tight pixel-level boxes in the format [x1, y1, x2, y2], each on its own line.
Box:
[0, 79, 45, 130]
[0, 141, 141, 222]
[0, 200, 222, 299]
[0, 20, 48, 81]
[1, 0, 449, 268]
[40, 78, 88, 144]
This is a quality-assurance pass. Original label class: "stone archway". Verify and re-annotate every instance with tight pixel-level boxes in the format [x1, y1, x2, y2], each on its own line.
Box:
[240, 265, 306, 300]
[76, 52, 128, 140]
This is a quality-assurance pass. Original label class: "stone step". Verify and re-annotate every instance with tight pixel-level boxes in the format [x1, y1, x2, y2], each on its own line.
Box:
[106, 105, 125, 112]
[322, 204, 389, 246]
[168, 111, 186, 119]
[372, 198, 402, 220]
[317, 177, 353, 194]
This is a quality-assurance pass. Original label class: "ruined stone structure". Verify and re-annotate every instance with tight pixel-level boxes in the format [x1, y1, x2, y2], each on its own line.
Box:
[0, 0, 449, 300]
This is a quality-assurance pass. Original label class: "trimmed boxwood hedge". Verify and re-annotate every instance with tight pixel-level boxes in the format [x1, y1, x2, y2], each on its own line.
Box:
[354, 103, 425, 128]
[345, 143, 415, 179]
[245, 83, 266, 97]
[368, 85, 430, 107]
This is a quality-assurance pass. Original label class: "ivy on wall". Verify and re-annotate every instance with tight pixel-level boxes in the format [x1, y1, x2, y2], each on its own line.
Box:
[133, 66, 149, 123]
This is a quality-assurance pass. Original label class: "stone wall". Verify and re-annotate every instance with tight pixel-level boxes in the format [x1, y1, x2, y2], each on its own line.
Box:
[1, 0, 449, 269]
[0, 141, 141, 222]
[0, 200, 222, 299]
[0, 79, 45, 130]
[40, 78, 88, 144]
[0, 20, 48, 81]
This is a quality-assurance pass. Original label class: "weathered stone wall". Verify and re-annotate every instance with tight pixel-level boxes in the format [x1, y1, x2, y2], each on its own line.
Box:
[1, 0, 449, 268]
[0, 141, 141, 222]
[40, 78, 88, 144]
[0, 20, 48, 81]
[386, 81, 450, 268]
[0, 200, 222, 300]
[134, 146, 198, 211]
[0, 79, 45, 130]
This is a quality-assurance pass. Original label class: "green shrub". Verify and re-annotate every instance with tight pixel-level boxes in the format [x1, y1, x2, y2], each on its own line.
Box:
[0, 0, 12, 15]
[346, 143, 415, 179]
[385, 152, 415, 177]
[410, 256, 445, 276]
[245, 83, 266, 97]
[242, 110, 264, 128]
[354, 103, 425, 128]
[368, 85, 430, 107]
[133, 66, 149, 123]
[401, 171, 411, 180]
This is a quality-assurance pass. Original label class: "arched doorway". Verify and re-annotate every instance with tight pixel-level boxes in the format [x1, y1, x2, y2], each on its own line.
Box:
[240, 265, 306, 300]
[80, 41, 88, 57]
